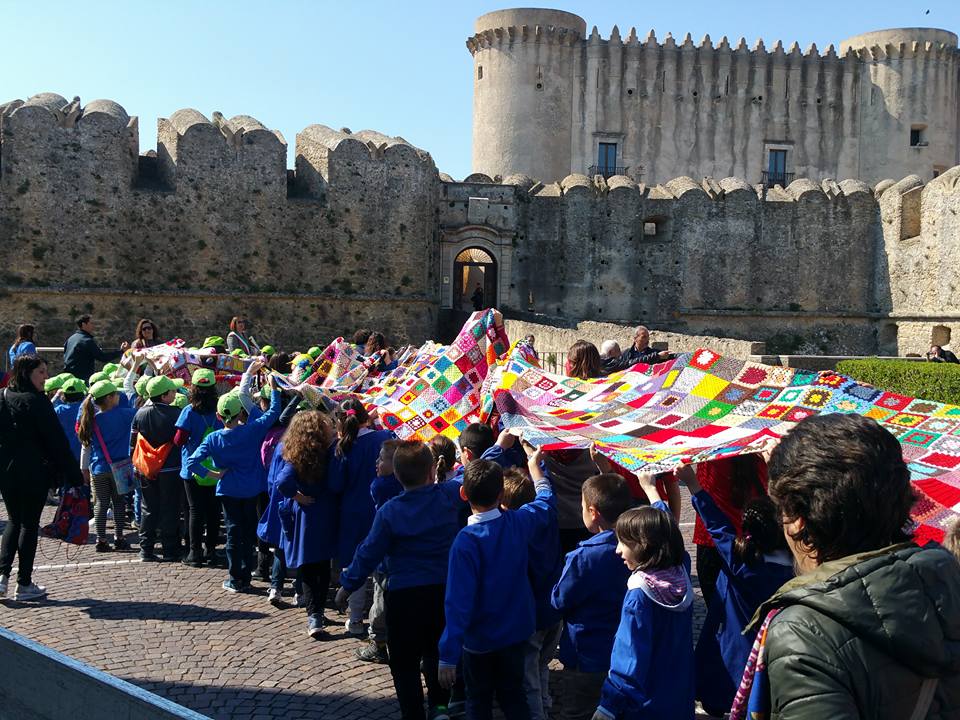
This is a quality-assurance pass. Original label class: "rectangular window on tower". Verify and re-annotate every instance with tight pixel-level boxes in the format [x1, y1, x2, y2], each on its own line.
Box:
[477, 66, 483, 80]
[910, 125, 927, 147]
[763, 149, 790, 188]
[593, 143, 618, 178]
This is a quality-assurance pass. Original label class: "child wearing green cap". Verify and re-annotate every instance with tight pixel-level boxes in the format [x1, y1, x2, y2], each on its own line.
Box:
[130, 375, 186, 562]
[174, 368, 224, 567]
[77, 380, 137, 552]
[184, 377, 283, 592]
[54, 378, 87, 465]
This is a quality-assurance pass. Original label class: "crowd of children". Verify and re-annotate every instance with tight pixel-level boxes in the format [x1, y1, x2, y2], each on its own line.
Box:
[15, 319, 960, 720]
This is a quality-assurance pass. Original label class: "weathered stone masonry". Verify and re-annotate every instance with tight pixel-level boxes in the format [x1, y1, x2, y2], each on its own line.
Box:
[2, 93, 959, 356]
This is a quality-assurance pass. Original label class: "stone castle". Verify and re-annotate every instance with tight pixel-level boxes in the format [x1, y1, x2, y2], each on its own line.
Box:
[1, 14, 960, 358]
[469, 9, 960, 188]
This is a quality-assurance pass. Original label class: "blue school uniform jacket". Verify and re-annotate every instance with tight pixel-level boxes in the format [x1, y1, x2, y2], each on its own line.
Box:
[691, 489, 794, 711]
[273, 449, 339, 569]
[175, 405, 222, 480]
[327, 428, 394, 565]
[183, 390, 281, 498]
[598, 569, 695, 720]
[438, 479, 556, 666]
[54, 400, 83, 462]
[552, 529, 631, 672]
[341, 478, 466, 594]
[88, 406, 137, 476]
[257, 449, 285, 546]
[370, 473, 403, 509]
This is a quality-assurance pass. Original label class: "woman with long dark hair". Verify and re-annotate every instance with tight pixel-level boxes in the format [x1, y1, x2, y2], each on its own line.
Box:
[0, 355, 83, 601]
[7, 324, 37, 369]
[131, 319, 160, 350]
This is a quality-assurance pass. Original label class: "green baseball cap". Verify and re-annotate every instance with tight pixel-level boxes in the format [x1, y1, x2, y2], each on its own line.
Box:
[307, 346, 321, 359]
[146, 375, 184, 399]
[230, 349, 245, 357]
[45, 375, 67, 393]
[261, 344, 276, 357]
[88, 371, 109, 385]
[60, 377, 88, 395]
[102, 362, 120, 375]
[172, 393, 189, 409]
[202, 336, 225, 349]
[89, 379, 118, 400]
[217, 392, 244, 421]
[134, 375, 151, 398]
[192, 368, 216, 387]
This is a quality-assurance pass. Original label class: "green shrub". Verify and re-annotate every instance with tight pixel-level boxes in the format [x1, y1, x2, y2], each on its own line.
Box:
[836, 359, 960, 405]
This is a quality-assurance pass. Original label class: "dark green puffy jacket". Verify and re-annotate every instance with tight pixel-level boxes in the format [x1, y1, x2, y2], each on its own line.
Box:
[751, 542, 960, 720]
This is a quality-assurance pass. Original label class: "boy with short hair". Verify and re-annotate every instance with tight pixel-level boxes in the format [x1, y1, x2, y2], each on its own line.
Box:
[438, 448, 556, 720]
[551, 472, 635, 720]
[357, 438, 405, 665]
[337, 440, 466, 720]
[500, 465, 563, 720]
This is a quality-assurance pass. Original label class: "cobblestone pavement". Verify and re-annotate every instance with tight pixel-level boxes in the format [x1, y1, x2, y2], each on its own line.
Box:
[0, 490, 711, 719]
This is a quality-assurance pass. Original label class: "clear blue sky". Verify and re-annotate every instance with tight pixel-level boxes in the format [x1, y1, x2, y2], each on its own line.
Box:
[4, 0, 958, 180]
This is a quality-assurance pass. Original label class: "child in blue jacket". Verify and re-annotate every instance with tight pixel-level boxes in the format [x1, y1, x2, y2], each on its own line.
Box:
[438, 445, 556, 720]
[271, 411, 339, 637]
[678, 463, 794, 715]
[501, 466, 563, 720]
[551, 470, 635, 720]
[595, 503, 695, 720]
[327, 398, 394, 636]
[338, 440, 467, 720]
[184, 379, 282, 592]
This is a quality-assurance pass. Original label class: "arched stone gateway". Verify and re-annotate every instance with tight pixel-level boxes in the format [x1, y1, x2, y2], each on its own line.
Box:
[454, 247, 497, 311]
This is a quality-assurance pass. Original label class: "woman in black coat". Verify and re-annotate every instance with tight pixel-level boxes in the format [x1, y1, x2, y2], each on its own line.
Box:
[0, 355, 83, 602]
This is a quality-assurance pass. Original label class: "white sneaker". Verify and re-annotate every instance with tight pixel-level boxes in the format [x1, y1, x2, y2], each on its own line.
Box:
[267, 588, 282, 607]
[88, 518, 96, 529]
[14, 582, 47, 601]
[294, 592, 304, 608]
[0, 575, 8, 598]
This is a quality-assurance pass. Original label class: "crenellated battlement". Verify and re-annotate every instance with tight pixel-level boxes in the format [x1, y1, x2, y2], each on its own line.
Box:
[0, 94, 437, 203]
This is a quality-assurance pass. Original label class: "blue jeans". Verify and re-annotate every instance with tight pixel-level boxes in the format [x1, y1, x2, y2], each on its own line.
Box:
[270, 547, 302, 594]
[462, 641, 530, 720]
[220, 496, 257, 584]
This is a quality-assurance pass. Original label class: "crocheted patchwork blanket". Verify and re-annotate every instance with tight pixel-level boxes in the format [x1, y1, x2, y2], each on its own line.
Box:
[491, 347, 960, 545]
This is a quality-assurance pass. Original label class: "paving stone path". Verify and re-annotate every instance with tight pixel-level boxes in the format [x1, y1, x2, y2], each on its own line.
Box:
[0, 492, 711, 719]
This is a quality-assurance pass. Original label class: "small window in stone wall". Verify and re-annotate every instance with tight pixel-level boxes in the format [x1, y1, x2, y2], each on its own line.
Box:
[644, 222, 658, 236]
[478, 66, 483, 80]
[641, 217, 669, 241]
[910, 125, 927, 147]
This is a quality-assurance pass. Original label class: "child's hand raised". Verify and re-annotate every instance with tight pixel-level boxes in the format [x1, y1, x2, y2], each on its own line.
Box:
[590, 443, 612, 473]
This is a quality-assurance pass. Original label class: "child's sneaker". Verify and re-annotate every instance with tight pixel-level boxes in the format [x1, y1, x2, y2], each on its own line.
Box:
[113, 537, 130, 552]
[0, 575, 8, 598]
[222, 578, 240, 593]
[14, 582, 47, 601]
[307, 615, 328, 639]
[355, 640, 389, 664]
[267, 588, 282, 607]
[428, 707, 450, 720]
[293, 592, 304, 607]
[95, 540, 112, 553]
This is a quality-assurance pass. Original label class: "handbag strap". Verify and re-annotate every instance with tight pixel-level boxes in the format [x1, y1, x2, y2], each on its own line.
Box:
[92, 420, 113, 466]
[909, 678, 939, 720]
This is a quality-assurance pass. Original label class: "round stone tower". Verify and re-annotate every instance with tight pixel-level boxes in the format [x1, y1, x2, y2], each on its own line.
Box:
[468, 8, 586, 182]
[839, 28, 959, 181]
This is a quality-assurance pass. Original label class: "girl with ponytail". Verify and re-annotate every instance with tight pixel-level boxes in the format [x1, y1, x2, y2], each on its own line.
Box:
[428, 435, 457, 482]
[328, 397, 394, 636]
[677, 463, 793, 717]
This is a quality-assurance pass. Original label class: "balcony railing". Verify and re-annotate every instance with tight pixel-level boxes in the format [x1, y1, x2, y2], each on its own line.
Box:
[588, 165, 629, 179]
[761, 170, 795, 188]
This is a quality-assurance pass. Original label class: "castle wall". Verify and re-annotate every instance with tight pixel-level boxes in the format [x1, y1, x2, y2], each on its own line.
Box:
[0, 96, 440, 351]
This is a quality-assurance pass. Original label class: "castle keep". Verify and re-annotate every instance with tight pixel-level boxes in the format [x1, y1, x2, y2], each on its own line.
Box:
[2, 87, 960, 356]
[468, 9, 960, 187]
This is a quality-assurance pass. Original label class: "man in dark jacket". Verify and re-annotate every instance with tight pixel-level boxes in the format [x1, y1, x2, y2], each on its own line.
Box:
[604, 326, 671, 373]
[755, 414, 960, 719]
[62, 314, 128, 381]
